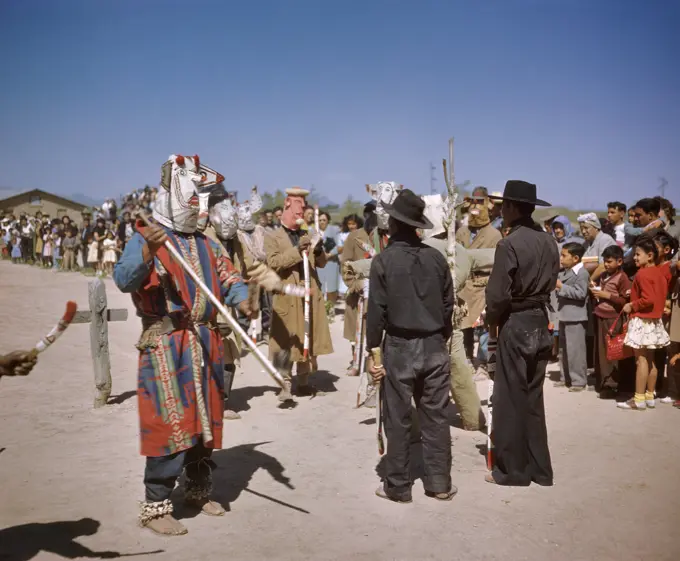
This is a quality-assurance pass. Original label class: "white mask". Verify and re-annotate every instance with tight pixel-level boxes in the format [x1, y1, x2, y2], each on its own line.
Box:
[209, 198, 238, 240]
[152, 154, 224, 233]
[366, 181, 403, 230]
[236, 187, 263, 232]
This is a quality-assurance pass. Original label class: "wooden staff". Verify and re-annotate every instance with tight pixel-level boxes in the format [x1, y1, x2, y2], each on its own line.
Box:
[302, 251, 311, 359]
[370, 347, 385, 456]
[139, 213, 286, 389]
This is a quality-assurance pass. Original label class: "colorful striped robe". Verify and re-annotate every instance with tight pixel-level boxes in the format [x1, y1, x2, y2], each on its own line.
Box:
[113, 226, 247, 457]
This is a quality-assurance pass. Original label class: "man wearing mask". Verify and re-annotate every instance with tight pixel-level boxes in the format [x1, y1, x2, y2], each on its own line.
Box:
[456, 186, 502, 361]
[265, 188, 333, 400]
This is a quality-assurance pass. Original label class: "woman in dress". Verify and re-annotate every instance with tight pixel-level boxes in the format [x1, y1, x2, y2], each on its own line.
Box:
[315, 211, 341, 307]
[337, 214, 362, 298]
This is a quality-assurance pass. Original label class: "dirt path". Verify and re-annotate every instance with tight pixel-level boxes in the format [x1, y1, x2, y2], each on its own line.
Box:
[1, 260, 678, 561]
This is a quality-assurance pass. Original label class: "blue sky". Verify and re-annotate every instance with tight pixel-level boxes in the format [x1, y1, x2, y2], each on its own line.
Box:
[0, 0, 678, 209]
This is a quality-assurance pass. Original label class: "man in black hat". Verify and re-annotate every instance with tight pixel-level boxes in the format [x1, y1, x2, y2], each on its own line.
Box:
[485, 180, 559, 487]
[366, 189, 455, 503]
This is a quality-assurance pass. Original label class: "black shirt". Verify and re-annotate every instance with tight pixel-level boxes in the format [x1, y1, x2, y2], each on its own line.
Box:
[485, 217, 560, 326]
[366, 231, 454, 349]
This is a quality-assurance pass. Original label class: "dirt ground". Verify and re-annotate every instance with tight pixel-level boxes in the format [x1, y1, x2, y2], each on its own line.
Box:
[0, 260, 679, 561]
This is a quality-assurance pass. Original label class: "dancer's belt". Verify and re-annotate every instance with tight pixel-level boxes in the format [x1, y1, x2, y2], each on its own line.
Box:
[137, 315, 218, 350]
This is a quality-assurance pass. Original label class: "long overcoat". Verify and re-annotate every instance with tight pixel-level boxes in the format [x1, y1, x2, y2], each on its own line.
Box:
[265, 227, 333, 362]
[456, 223, 502, 330]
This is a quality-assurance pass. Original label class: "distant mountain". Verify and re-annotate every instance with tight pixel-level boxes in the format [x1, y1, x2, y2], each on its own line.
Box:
[69, 193, 102, 208]
[315, 195, 337, 208]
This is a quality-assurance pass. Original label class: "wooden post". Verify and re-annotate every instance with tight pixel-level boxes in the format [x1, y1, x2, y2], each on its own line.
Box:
[71, 279, 128, 408]
[89, 278, 111, 408]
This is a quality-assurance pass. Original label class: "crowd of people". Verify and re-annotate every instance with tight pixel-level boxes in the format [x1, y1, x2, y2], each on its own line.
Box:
[1, 187, 158, 274]
[2, 152, 679, 532]
[2, 184, 679, 413]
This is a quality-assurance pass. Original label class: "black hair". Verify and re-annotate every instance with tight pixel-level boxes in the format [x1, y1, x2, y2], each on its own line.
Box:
[364, 212, 377, 233]
[319, 211, 331, 222]
[562, 242, 585, 260]
[607, 201, 626, 212]
[262, 208, 272, 214]
[634, 237, 659, 260]
[634, 198, 661, 216]
[342, 213, 363, 232]
[551, 221, 565, 231]
[600, 217, 615, 238]
[304, 205, 313, 212]
[653, 230, 679, 258]
[602, 245, 624, 261]
[654, 196, 676, 225]
[509, 200, 535, 217]
[273, 206, 283, 213]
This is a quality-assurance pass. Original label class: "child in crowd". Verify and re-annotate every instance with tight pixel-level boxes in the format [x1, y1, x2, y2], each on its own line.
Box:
[101, 230, 118, 275]
[555, 242, 590, 391]
[619, 238, 671, 410]
[61, 227, 77, 272]
[51, 227, 62, 272]
[11, 232, 22, 263]
[651, 231, 678, 402]
[590, 245, 633, 398]
[87, 233, 99, 272]
[0, 229, 8, 259]
[42, 229, 52, 268]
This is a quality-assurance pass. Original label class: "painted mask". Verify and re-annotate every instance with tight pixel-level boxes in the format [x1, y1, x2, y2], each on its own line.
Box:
[236, 187, 263, 232]
[208, 198, 238, 240]
[152, 154, 224, 233]
[463, 196, 492, 228]
[366, 181, 403, 230]
[281, 195, 306, 230]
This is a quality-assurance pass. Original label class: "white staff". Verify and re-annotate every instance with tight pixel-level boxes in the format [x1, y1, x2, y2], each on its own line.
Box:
[302, 206, 320, 359]
[140, 213, 286, 389]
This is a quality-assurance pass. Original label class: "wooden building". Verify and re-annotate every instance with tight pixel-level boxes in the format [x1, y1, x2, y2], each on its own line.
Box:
[0, 189, 88, 224]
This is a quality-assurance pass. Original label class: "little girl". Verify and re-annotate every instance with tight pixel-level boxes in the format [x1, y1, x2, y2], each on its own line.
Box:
[618, 238, 671, 410]
[42, 230, 52, 268]
[101, 231, 118, 276]
[51, 228, 62, 272]
[87, 233, 99, 272]
[11, 233, 22, 263]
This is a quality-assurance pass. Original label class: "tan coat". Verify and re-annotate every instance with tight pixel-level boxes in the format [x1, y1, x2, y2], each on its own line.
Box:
[456, 223, 502, 330]
[341, 228, 371, 342]
[265, 227, 333, 362]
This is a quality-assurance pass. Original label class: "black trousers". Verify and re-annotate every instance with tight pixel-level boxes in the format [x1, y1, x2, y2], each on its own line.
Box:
[260, 290, 273, 332]
[462, 327, 475, 361]
[144, 440, 213, 502]
[492, 309, 553, 486]
[382, 332, 452, 501]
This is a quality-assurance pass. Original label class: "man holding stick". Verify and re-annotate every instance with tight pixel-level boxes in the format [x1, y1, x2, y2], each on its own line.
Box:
[265, 187, 333, 400]
[367, 189, 455, 503]
[485, 181, 559, 486]
[114, 155, 250, 536]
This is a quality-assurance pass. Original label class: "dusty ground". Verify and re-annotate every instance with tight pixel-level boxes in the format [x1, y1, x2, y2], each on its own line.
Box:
[0, 260, 679, 561]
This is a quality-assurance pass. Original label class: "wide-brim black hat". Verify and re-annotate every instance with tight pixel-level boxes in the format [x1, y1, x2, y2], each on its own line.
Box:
[382, 189, 434, 229]
[488, 180, 551, 207]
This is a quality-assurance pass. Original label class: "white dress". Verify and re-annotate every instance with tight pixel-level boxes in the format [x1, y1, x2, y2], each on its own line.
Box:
[87, 241, 99, 264]
[102, 239, 118, 264]
[624, 316, 670, 349]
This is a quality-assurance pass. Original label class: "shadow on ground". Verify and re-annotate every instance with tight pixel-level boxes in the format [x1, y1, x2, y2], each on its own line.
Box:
[0, 518, 163, 560]
[107, 391, 136, 406]
[229, 385, 279, 413]
[175, 442, 308, 520]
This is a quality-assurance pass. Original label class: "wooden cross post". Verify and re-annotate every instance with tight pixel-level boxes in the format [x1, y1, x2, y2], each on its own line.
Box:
[71, 278, 128, 408]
